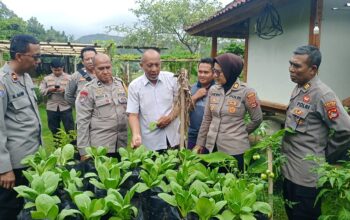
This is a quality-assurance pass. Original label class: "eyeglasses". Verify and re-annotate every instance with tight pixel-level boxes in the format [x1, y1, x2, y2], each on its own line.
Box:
[21, 53, 41, 61]
[212, 68, 223, 75]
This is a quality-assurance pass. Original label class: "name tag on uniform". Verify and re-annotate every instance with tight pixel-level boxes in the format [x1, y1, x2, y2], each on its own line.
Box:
[296, 101, 311, 110]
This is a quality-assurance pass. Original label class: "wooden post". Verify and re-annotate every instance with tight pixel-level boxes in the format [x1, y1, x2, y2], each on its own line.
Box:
[211, 36, 218, 58]
[126, 62, 130, 83]
[180, 84, 185, 150]
[267, 147, 274, 219]
[0, 51, 3, 66]
[74, 56, 77, 73]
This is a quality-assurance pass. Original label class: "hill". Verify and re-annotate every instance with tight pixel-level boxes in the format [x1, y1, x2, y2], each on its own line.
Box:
[75, 34, 123, 44]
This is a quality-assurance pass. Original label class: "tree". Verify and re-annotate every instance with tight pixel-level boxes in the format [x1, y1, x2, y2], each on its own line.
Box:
[109, 0, 222, 54]
[27, 17, 46, 40]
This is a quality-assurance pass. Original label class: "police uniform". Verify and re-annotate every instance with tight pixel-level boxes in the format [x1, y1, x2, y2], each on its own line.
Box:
[196, 79, 263, 156]
[64, 69, 95, 106]
[282, 75, 350, 219]
[40, 72, 74, 134]
[0, 63, 41, 218]
[76, 77, 128, 156]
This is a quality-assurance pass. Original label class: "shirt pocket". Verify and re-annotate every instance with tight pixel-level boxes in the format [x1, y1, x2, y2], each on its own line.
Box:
[291, 107, 310, 133]
[96, 98, 115, 118]
[11, 96, 32, 121]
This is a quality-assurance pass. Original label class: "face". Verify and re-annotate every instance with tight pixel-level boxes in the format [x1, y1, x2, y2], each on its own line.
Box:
[94, 56, 113, 84]
[140, 52, 161, 82]
[198, 63, 214, 86]
[289, 54, 317, 86]
[213, 63, 226, 85]
[51, 67, 63, 77]
[82, 51, 96, 72]
[18, 43, 41, 72]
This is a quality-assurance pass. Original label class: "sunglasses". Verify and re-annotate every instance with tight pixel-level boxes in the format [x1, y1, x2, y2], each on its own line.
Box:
[21, 53, 41, 60]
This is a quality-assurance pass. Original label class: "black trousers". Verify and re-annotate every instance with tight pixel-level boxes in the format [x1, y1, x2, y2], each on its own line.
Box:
[283, 178, 321, 220]
[47, 108, 74, 135]
[0, 169, 28, 220]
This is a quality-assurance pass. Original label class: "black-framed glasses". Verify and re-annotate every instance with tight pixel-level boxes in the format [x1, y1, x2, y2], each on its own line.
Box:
[212, 68, 222, 75]
[21, 53, 41, 60]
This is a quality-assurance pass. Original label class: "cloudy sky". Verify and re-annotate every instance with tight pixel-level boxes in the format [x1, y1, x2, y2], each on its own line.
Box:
[2, 0, 233, 39]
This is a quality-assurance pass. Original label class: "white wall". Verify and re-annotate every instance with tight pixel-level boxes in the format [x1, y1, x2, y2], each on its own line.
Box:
[319, 0, 350, 100]
[247, 0, 310, 105]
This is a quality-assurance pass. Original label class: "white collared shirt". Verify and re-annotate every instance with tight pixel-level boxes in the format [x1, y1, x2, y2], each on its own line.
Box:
[126, 71, 180, 150]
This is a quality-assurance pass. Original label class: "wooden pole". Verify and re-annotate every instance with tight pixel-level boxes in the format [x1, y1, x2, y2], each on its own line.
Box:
[180, 84, 185, 150]
[126, 62, 130, 84]
[267, 147, 274, 219]
[211, 36, 218, 58]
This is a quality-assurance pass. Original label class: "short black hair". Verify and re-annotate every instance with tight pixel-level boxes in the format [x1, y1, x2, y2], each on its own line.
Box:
[293, 45, 322, 69]
[10, 34, 39, 60]
[50, 58, 64, 68]
[199, 57, 214, 68]
[80, 46, 97, 59]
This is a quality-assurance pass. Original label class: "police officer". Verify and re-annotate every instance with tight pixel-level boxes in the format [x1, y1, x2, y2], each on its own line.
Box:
[40, 59, 74, 137]
[282, 45, 350, 220]
[0, 35, 41, 219]
[196, 53, 263, 171]
[76, 53, 128, 160]
[65, 46, 97, 106]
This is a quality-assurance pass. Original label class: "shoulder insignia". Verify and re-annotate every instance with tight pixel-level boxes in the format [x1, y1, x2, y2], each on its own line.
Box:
[246, 92, 258, 108]
[324, 100, 339, 120]
[303, 83, 311, 90]
[11, 72, 18, 82]
[233, 82, 239, 89]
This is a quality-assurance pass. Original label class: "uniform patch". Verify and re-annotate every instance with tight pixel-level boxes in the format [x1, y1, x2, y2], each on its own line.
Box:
[293, 108, 303, 116]
[210, 104, 216, 111]
[325, 100, 339, 120]
[0, 85, 5, 97]
[79, 90, 89, 103]
[247, 92, 258, 108]
[79, 77, 85, 82]
[11, 72, 18, 82]
[228, 106, 236, 113]
[233, 82, 239, 89]
[303, 83, 311, 90]
[303, 95, 311, 103]
[118, 97, 127, 104]
[210, 97, 218, 103]
[227, 100, 237, 106]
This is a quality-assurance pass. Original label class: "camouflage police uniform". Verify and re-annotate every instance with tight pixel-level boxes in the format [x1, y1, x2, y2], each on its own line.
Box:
[75, 77, 128, 156]
[196, 79, 263, 155]
[40, 72, 74, 134]
[64, 69, 95, 106]
[282, 75, 350, 219]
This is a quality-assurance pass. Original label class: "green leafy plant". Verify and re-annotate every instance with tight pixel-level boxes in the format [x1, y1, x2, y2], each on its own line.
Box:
[85, 146, 108, 160]
[53, 129, 77, 148]
[74, 193, 107, 220]
[306, 154, 350, 220]
[88, 156, 132, 190]
[30, 194, 79, 220]
[118, 145, 153, 169]
[199, 152, 238, 173]
[52, 144, 75, 166]
[14, 171, 60, 202]
[216, 174, 272, 220]
[191, 197, 226, 220]
[21, 146, 58, 175]
[148, 121, 158, 131]
[105, 184, 140, 220]
[158, 181, 196, 218]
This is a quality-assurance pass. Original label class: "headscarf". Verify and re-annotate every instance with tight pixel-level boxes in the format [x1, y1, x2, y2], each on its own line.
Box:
[214, 53, 243, 93]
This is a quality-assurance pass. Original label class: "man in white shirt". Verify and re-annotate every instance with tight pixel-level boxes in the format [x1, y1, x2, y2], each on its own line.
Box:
[127, 49, 180, 151]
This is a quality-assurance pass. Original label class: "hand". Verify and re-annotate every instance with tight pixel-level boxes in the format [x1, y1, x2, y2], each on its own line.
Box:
[0, 170, 16, 189]
[56, 88, 65, 93]
[131, 134, 142, 148]
[192, 145, 206, 154]
[193, 88, 208, 100]
[157, 115, 172, 128]
[80, 155, 90, 161]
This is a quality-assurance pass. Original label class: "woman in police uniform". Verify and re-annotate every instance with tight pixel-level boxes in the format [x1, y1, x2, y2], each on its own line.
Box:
[196, 53, 263, 171]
